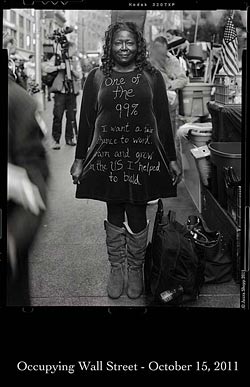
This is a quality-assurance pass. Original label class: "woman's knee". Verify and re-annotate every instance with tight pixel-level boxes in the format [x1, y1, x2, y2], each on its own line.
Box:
[125, 204, 147, 233]
[106, 202, 125, 228]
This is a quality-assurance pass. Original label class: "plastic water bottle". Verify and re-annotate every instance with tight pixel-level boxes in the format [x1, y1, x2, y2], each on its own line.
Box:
[160, 285, 184, 303]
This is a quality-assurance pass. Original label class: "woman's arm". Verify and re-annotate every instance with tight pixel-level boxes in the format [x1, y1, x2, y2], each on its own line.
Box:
[75, 67, 99, 160]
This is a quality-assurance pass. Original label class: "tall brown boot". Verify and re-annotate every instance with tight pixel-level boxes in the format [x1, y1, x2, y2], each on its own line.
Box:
[104, 220, 126, 299]
[124, 222, 149, 299]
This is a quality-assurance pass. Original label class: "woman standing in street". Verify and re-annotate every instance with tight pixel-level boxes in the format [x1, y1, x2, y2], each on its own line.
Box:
[70, 22, 181, 300]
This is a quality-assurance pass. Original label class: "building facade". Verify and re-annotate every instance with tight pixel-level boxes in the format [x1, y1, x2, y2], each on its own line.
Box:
[3, 8, 36, 59]
[144, 10, 183, 43]
[40, 10, 67, 56]
[2, 8, 67, 59]
[76, 10, 111, 55]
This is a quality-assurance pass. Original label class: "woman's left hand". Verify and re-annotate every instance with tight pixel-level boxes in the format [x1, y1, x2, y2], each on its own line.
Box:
[70, 158, 85, 184]
[169, 161, 182, 185]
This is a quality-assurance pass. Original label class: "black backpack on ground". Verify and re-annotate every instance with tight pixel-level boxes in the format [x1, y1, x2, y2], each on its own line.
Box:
[144, 200, 206, 305]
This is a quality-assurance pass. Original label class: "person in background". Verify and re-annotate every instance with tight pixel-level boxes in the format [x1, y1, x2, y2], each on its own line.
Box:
[15, 59, 28, 90]
[170, 30, 190, 76]
[43, 41, 83, 149]
[3, 32, 49, 306]
[236, 27, 247, 71]
[41, 53, 54, 102]
[166, 29, 179, 43]
[3, 34, 23, 85]
[80, 55, 94, 88]
[7, 71, 49, 307]
[150, 36, 188, 174]
[24, 54, 38, 95]
[24, 54, 35, 81]
[166, 29, 190, 56]
[70, 22, 181, 300]
[150, 36, 188, 135]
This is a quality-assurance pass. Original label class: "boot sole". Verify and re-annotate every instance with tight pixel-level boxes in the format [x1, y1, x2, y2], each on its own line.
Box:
[108, 293, 123, 299]
[107, 284, 124, 299]
[107, 287, 124, 299]
[127, 293, 143, 299]
[127, 288, 144, 299]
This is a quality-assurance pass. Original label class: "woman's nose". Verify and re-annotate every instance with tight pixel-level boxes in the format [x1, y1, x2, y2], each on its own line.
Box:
[121, 42, 127, 50]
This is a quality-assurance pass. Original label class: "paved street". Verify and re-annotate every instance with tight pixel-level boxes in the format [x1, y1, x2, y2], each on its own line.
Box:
[28, 90, 240, 308]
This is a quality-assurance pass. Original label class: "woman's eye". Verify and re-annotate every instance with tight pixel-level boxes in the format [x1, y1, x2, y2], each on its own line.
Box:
[114, 41, 135, 46]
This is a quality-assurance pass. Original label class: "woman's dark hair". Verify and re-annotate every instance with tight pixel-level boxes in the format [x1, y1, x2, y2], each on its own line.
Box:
[101, 22, 155, 76]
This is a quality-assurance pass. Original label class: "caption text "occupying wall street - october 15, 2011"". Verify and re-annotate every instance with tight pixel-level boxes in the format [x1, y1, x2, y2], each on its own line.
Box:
[16, 360, 240, 374]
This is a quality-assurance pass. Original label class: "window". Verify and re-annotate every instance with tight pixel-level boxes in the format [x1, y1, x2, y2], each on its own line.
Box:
[19, 15, 24, 29]
[11, 30, 17, 41]
[19, 32, 24, 48]
[26, 35, 31, 49]
[26, 19, 31, 32]
[10, 10, 16, 24]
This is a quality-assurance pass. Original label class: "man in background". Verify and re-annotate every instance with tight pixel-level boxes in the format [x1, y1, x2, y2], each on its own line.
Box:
[43, 41, 82, 149]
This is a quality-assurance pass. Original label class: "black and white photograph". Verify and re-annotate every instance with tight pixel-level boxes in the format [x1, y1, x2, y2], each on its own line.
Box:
[0, 0, 249, 377]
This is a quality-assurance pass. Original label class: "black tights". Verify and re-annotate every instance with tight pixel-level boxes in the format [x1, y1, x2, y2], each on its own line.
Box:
[106, 202, 147, 233]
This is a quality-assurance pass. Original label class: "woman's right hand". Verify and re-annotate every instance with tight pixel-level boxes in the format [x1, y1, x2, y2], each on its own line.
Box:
[70, 159, 84, 184]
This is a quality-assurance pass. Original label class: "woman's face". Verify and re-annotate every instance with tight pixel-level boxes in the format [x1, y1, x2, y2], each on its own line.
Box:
[166, 32, 174, 43]
[111, 29, 137, 67]
[166, 32, 174, 42]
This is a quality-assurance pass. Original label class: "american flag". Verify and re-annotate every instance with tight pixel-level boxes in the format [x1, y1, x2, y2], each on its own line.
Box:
[221, 16, 239, 76]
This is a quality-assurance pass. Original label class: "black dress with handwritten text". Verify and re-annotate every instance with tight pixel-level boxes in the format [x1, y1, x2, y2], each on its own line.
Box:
[75, 68, 177, 204]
